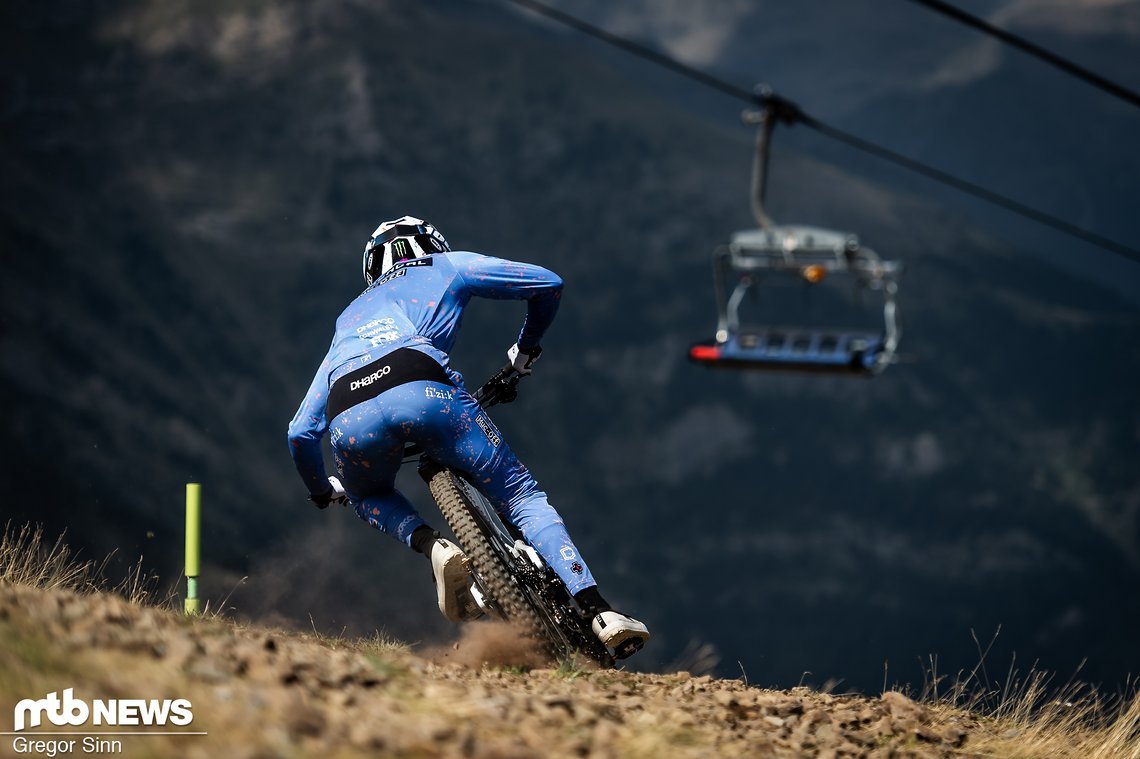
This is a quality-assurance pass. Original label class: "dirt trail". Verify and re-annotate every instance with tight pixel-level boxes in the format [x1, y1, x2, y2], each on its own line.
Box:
[0, 582, 1084, 758]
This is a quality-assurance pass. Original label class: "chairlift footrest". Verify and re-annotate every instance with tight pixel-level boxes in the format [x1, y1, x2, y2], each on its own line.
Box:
[689, 329, 887, 375]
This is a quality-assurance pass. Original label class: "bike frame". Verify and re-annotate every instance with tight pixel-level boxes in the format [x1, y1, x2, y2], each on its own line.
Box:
[403, 365, 612, 664]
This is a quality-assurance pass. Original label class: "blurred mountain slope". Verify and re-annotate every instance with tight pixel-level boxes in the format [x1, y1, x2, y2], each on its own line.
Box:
[0, 0, 1137, 691]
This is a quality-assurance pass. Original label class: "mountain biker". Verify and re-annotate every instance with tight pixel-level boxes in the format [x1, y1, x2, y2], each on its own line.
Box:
[287, 215, 649, 656]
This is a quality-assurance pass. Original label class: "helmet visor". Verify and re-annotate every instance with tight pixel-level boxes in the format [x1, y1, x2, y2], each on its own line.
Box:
[368, 223, 430, 250]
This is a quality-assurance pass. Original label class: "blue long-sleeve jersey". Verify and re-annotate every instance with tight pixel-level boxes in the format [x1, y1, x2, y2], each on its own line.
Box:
[287, 250, 563, 494]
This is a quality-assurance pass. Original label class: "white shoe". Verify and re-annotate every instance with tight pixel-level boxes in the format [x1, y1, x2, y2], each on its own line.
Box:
[430, 539, 480, 622]
[591, 610, 650, 659]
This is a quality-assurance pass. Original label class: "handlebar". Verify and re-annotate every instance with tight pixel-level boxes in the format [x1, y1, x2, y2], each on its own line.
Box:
[472, 363, 523, 408]
[402, 364, 522, 460]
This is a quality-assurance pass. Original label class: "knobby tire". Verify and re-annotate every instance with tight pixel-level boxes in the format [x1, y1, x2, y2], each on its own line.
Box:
[426, 468, 548, 643]
[425, 466, 610, 667]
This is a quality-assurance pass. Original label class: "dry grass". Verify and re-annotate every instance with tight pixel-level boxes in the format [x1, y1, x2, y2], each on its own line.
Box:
[0, 520, 169, 605]
[357, 629, 412, 656]
[0, 521, 103, 592]
[916, 634, 1140, 759]
[931, 683, 1140, 758]
[294, 616, 411, 657]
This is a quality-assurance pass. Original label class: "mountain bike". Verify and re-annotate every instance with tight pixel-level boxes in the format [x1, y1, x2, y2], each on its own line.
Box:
[405, 366, 619, 667]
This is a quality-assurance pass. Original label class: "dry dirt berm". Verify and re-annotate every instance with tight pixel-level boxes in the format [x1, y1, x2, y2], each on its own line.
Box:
[0, 524, 1137, 758]
[2, 582, 1139, 758]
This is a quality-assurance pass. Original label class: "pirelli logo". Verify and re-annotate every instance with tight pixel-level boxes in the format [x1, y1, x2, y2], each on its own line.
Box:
[476, 414, 501, 448]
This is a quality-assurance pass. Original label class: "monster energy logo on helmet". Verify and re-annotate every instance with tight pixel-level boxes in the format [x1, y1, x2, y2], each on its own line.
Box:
[363, 215, 451, 285]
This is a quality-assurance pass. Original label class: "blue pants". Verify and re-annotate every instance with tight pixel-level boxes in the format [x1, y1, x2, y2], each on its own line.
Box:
[330, 380, 596, 595]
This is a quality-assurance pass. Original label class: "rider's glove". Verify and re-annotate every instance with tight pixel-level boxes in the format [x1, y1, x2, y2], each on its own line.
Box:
[507, 344, 542, 376]
[309, 476, 347, 510]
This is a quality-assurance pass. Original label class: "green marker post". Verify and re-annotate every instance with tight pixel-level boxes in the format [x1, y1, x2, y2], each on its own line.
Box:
[184, 483, 201, 615]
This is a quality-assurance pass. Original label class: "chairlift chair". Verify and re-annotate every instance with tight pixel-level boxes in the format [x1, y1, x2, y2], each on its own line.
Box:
[689, 90, 903, 376]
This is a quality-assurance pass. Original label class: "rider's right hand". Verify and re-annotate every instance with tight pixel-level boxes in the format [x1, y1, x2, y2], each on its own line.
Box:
[507, 343, 542, 375]
[309, 476, 347, 509]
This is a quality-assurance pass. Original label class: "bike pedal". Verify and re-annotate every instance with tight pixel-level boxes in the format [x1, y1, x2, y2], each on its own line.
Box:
[613, 638, 646, 660]
[468, 582, 490, 614]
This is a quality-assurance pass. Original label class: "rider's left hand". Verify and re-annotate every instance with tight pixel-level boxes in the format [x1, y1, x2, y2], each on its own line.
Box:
[507, 343, 542, 375]
[309, 476, 347, 509]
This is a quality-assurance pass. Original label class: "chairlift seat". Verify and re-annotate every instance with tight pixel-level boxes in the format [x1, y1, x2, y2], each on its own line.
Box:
[690, 328, 887, 374]
[688, 94, 903, 376]
[690, 225, 902, 376]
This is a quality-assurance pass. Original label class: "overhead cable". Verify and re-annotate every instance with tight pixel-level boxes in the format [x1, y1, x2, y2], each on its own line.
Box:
[908, 0, 1140, 110]
[502, 0, 754, 101]
[501, 0, 1140, 265]
[802, 116, 1140, 263]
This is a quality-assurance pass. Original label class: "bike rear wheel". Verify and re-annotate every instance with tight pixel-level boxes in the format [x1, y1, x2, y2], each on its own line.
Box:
[422, 462, 612, 667]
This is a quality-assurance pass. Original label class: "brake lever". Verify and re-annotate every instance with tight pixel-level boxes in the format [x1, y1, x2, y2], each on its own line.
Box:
[473, 364, 521, 408]
[497, 383, 519, 405]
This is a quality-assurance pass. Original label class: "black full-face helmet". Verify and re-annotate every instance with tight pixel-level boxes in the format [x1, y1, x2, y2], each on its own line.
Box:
[362, 215, 450, 285]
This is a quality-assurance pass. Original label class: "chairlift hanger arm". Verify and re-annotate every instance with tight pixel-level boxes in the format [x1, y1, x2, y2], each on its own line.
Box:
[751, 89, 805, 125]
[744, 88, 808, 230]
